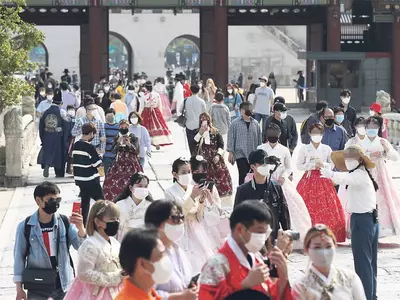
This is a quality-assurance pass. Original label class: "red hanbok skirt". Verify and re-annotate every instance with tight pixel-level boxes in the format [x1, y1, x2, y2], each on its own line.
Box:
[103, 151, 143, 202]
[297, 170, 346, 242]
[141, 107, 173, 146]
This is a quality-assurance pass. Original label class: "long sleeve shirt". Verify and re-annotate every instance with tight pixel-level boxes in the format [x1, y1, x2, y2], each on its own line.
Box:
[209, 103, 231, 134]
[71, 116, 106, 151]
[129, 124, 152, 158]
[322, 124, 348, 151]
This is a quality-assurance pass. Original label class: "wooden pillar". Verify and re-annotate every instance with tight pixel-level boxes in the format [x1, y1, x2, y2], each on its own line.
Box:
[80, 7, 109, 92]
[392, 14, 400, 109]
[326, 5, 341, 51]
[200, 7, 228, 89]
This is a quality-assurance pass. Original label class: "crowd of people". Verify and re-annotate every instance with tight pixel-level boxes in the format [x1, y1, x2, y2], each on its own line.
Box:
[12, 68, 399, 300]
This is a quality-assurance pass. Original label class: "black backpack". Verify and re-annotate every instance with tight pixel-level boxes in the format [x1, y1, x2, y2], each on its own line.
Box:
[24, 214, 75, 275]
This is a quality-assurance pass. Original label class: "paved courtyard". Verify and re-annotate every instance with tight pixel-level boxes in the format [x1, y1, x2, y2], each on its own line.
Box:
[0, 118, 400, 299]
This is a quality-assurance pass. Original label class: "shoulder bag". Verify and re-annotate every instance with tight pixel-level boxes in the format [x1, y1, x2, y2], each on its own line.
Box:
[175, 98, 187, 128]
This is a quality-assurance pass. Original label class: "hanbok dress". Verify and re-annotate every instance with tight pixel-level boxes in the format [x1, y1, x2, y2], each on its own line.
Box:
[164, 182, 217, 274]
[292, 265, 366, 300]
[296, 143, 346, 242]
[194, 130, 233, 198]
[139, 91, 173, 146]
[154, 82, 172, 121]
[358, 135, 400, 237]
[64, 232, 123, 300]
[258, 142, 311, 246]
[115, 196, 152, 242]
[103, 133, 143, 202]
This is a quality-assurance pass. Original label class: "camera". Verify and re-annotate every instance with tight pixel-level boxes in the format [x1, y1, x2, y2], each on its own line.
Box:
[286, 230, 300, 241]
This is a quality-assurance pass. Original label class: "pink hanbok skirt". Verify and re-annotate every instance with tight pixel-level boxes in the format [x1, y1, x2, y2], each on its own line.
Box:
[160, 93, 172, 121]
[64, 278, 124, 300]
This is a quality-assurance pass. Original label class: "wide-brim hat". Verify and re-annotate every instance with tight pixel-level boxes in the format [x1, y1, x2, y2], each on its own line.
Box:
[331, 144, 375, 171]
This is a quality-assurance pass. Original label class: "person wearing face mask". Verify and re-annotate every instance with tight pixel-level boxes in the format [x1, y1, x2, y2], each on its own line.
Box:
[110, 92, 129, 123]
[333, 106, 354, 138]
[128, 111, 151, 167]
[60, 81, 80, 110]
[258, 124, 311, 247]
[36, 87, 47, 107]
[197, 80, 211, 107]
[14, 182, 86, 300]
[369, 102, 389, 139]
[36, 88, 55, 118]
[262, 102, 290, 149]
[116, 227, 171, 300]
[227, 102, 262, 185]
[199, 200, 291, 300]
[320, 145, 379, 300]
[173, 74, 185, 116]
[154, 77, 173, 121]
[296, 123, 346, 243]
[93, 75, 107, 94]
[319, 107, 348, 151]
[164, 157, 216, 273]
[338, 89, 357, 134]
[103, 108, 120, 173]
[65, 200, 124, 300]
[103, 120, 143, 202]
[145, 200, 199, 300]
[115, 173, 154, 242]
[224, 83, 243, 120]
[292, 224, 366, 300]
[234, 149, 291, 239]
[99, 87, 112, 112]
[252, 76, 275, 129]
[65, 105, 77, 175]
[73, 123, 105, 225]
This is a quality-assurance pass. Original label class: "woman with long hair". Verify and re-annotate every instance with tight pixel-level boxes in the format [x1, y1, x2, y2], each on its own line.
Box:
[296, 123, 346, 242]
[115, 173, 153, 242]
[154, 77, 172, 121]
[223, 83, 242, 120]
[268, 72, 277, 94]
[128, 111, 151, 168]
[139, 81, 173, 148]
[164, 158, 216, 273]
[206, 78, 217, 101]
[369, 102, 388, 139]
[197, 79, 211, 109]
[103, 120, 143, 202]
[65, 200, 124, 300]
[193, 112, 233, 199]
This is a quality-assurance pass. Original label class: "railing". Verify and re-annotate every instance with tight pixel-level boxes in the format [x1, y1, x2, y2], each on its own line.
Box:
[384, 113, 400, 147]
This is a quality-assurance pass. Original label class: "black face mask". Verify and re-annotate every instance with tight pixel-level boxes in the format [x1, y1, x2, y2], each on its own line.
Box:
[244, 110, 253, 117]
[192, 172, 207, 184]
[42, 198, 60, 215]
[267, 136, 279, 143]
[119, 128, 129, 135]
[103, 221, 120, 237]
[325, 118, 334, 127]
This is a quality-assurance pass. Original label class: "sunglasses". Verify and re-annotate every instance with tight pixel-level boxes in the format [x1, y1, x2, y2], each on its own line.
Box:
[47, 197, 62, 204]
[170, 214, 184, 224]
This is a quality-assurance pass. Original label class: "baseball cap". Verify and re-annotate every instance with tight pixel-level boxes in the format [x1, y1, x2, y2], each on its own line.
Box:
[273, 102, 288, 112]
[258, 76, 268, 82]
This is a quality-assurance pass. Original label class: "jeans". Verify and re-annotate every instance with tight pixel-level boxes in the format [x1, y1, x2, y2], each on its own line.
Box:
[236, 158, 250, 185]
[28, 288, 65, 300]
[140, 157, 146, 168]
[186, 128, 197, 156]
[76, 178, 104, 225]
[102, 156, 115, 174]
[253, 113, 268, 135]
[351, 212, 379, 300]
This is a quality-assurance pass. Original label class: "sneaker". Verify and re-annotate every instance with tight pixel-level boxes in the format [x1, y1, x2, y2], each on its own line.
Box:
[43, 165, 49, 178]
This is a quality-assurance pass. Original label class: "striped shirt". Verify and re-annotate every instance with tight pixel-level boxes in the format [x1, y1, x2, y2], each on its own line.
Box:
[72, 140, 102, 182]
[104, 123, 120, 158]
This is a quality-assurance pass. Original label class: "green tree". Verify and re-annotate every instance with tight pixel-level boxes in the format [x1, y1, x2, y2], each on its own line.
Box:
[0, 0, 44, 110]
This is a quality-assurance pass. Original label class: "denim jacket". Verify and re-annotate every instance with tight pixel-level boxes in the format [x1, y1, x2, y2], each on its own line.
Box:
[13, 210, 84, 291]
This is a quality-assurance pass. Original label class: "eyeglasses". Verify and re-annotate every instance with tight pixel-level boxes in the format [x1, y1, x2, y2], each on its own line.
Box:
[96, 200, 112, 216]
[170, 214, 184, 224]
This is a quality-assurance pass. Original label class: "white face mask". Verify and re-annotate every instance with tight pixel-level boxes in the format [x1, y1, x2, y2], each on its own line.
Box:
[67, 110, 75, 117]
[104, 87, 110, 93]
[369, 110, 375, 117]
[234, 88, 238, 93]
[40, 92, 46, 97]
[310, 134, 323, 143]
[207, 83, 212, 88]
[259, 82, 266, 87]
[133, 187, 149, 200]
[345, 159, 360, 171]
[244, 231, 267, 253]
[227, 89, 233, 94]
[128, 90, 134, 94]
[164, 223, 184, 242]
[98, 92, 104, 98]
[178, 174, 192, 186]
[308, 248, 335, 268]
[46, 96, 53, 101]
[150, 256, 174, 284]
[256, 165, 270, 177]
[131, 117, 139, 125]
[341, 97, 350, 104]
[280, 111, 287, 120]
[198, 83, 202, 88]
[356, 126, 366, 136]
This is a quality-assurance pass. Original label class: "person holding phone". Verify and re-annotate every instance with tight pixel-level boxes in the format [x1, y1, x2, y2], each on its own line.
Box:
[145, 200, 198, 300]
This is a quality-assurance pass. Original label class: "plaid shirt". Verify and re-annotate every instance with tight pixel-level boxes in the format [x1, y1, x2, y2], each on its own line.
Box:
[227, 117, 262, 160]
[72, 116, 106, 151]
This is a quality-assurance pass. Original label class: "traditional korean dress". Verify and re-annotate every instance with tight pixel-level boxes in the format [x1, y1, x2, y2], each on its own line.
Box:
[296, 143, 346, 242]
[154, 82, 172, 121]
[139, 91, 173, 146]
[258, 142, 311, 247]
[199, 237, 292, 300]
[194, 130, 233, 198]
[64, 232, 123, 300]
[292, 265, 366, 300]
[164, 182, 217, 274]
[357, 135, 400, 237]
[103, 133, 143, 202]
[115, 196, 152, 242]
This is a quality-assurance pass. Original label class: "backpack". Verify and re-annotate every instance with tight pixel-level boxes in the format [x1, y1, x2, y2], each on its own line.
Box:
[24, 214, 75, 275]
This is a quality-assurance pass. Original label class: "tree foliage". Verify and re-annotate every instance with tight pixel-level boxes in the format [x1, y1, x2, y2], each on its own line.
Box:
[0, 0, 44, 109]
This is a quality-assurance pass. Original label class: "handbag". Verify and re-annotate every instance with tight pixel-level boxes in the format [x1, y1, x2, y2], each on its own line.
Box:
[175, 98, 187, 127]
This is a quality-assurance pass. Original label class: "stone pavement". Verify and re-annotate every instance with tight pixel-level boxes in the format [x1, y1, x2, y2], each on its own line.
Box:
[1, 118, 400, 298]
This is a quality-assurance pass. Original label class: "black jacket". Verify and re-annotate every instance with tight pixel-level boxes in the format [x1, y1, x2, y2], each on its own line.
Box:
[338, 103, 357, 134]
[234, 178, 291, 238]
[263, 115, 298, 151]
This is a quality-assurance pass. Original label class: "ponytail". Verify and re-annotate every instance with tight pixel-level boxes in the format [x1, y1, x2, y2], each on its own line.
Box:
[365, 166, 379, 191]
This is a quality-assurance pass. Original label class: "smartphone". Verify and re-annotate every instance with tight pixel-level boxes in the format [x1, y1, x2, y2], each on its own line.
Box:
[198, 178, 207, 188]
[207, 181, 215, 192]
[72, 201, 81, 214]
[188, 273, 200, 288]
